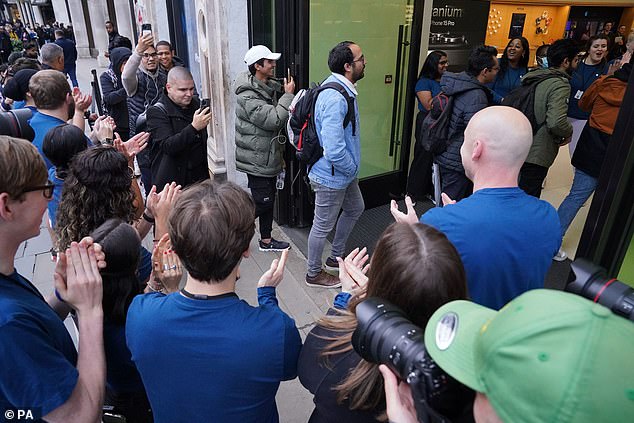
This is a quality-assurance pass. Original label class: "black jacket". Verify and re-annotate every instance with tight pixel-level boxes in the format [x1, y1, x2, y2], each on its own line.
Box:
[100, 47, 132, 131]
[146, 92, 209, 189]
[434, 72, 492, 173]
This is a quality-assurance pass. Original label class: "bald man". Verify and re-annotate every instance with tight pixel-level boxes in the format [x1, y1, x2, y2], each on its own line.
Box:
[392, 106, 561, 309]
[146, 66, 211, 189]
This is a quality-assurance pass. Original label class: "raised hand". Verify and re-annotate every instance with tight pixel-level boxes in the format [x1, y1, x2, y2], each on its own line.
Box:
[53, 241, 103, 316]
[151, 233, 182, 293]
[258, 249, 289, 288]
[390, 196, 418, 225]
[338, 247, 369, 296]
[136, 33, 154, 54]
[192, 107, 212, 131]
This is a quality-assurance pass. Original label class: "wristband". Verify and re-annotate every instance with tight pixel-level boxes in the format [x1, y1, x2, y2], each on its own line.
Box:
[54, 288, 66, 303]
[142, 212, 155, 224]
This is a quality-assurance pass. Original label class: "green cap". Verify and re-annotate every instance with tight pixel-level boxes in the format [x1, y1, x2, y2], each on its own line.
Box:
[424, 289, 634, 423]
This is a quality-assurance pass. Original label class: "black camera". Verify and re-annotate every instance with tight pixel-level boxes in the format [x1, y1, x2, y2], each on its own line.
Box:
[566, 258, 634, 321]
[0, 108, 35, 141]
[351, 297, 474, 423]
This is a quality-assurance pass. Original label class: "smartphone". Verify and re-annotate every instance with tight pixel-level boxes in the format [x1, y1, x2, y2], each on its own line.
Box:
[200, 98, 210, 110]
[287, 68, 291, 81]
[141, 23, 152, 37]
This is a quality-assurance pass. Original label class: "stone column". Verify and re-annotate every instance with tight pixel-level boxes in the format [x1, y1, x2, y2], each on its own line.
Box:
[33, 5, 44, 25]
[51, 0, 70, 24]
[65, 0, 90, 57]
[113, 0, 134, 41]
[86, 0, 109, 66]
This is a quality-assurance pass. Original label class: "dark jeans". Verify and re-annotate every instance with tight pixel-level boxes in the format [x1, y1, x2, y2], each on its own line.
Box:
[438, 165, 473, 202]
[105, 388, 152, 423]
[247, 174, 277, 240]
[64, 64, 78, 87]
[519, 162, 549, 198]
[406, 112, 434, 200]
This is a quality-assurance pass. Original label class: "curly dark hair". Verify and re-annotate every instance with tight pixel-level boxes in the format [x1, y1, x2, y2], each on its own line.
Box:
[55, 146, 135, 250]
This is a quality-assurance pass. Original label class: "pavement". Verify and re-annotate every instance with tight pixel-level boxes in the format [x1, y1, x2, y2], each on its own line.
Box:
[18, 57, 345, 422]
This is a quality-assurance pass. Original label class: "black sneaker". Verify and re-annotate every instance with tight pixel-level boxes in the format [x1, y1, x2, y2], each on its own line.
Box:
[259, 238, 290, 252]
[324, 256, 339, 272]
[305, 271, 341, 289]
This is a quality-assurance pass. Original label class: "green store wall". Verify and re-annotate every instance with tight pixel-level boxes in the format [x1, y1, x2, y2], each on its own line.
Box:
[309, 0, 413, 179]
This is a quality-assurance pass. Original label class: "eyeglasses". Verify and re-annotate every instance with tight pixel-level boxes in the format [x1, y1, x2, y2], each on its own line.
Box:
[351, 55, 365, 63]
[488, 66, 500, 71]
[142, 52, 158, 58]
[17, 180, 55, 200]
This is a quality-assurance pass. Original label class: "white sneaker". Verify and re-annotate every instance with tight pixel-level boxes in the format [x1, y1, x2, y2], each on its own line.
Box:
[553, 248, 568, 262]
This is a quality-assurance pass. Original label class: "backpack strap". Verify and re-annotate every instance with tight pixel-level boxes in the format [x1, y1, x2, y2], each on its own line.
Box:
[318, 81, 357, 136]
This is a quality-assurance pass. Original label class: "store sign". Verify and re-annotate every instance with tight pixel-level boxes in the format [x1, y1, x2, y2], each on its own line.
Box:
[429, 1, 491, 71]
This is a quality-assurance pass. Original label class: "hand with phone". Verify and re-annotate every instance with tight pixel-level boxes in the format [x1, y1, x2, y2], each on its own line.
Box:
[192, 106, 212, 131]
[284, 68, 295, 94]
[136, 30, 154, 55]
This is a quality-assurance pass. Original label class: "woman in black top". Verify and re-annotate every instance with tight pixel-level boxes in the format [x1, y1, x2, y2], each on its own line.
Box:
[298, 223, 468, 422]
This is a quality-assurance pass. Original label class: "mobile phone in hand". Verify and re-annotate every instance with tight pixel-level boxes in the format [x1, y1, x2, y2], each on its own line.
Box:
[141, 23, 152, 37]
[200, 98, 210, 110]
[287, 68, 291, 81]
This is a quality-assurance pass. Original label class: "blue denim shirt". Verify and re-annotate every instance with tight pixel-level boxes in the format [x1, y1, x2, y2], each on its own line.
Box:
[308, 74, 361, 189]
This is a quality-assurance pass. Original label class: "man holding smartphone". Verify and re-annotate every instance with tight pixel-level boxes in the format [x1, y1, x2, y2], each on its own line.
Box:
[235, 45, 295, 252]
[146, 66, 211, 189]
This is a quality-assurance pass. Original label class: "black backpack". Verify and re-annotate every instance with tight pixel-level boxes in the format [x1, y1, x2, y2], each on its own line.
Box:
[287, 81, 356, 169]
[502, 73, 562, 134]
[421, 87, 482, 154]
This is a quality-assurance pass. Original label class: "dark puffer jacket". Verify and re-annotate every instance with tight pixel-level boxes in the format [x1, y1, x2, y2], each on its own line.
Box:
[234, 71, 293, 177]
[100, 47, 132, 132]
[434, 72, 492, 173]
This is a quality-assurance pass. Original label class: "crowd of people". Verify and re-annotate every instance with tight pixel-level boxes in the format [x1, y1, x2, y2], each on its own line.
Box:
[0, 15, 633, 423]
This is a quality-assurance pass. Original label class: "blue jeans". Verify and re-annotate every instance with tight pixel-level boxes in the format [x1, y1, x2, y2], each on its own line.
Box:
[307, 179, 364, 276]
[557, 168, 597, 238]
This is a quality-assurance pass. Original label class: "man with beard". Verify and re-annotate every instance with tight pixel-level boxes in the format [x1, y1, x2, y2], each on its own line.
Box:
[305, 41, 366, 288]
[518, 38, 580, 198]
[27, 70, 93, 169]
[105, 21, 118, 58]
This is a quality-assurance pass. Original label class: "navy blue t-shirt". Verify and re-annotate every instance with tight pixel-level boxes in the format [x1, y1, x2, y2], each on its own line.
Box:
[415, 77, 441, 111]
[568, 60, 608, 120]
[421, 187, 561, 310]
[0, 272, 78, 420]
[126, 287, 302, 423]
[490, 66, 527, 103]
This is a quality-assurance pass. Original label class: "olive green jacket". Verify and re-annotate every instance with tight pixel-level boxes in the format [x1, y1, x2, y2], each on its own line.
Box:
[524, 68, 573, 168]
[234, 71, 294, 177]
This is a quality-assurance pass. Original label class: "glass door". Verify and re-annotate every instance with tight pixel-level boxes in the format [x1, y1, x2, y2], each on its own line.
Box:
[308, 0, 419, 207]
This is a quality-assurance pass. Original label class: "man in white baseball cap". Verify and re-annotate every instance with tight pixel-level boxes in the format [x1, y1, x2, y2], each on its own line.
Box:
[235, 45, 295, 252]
[244, 44, 281, 66]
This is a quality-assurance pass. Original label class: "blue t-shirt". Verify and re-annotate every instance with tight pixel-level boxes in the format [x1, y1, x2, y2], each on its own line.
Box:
[29, 112, 66, 170]
[0, 271, 78, 419]
[490, 66, 527, 103]
[126, 287, 302, 423]
[415, 77, 442, 111]
[421, 187, 561, 310]
[104, 319, 145, 394]
[47, 168, 63, 228]
[568, 60, 608, 120]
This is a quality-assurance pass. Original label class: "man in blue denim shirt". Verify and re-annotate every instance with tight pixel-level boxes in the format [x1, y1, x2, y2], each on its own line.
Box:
[305, 41, 366, 288]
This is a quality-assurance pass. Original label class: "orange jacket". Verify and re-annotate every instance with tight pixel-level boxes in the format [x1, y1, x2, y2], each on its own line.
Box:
[579, 75, 627, 135]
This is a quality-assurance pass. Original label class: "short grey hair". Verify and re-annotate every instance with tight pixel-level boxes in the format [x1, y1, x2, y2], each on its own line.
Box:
[40, 43, 63, 65]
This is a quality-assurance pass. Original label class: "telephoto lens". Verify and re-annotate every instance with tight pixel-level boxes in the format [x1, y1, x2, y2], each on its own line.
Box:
[567, 258, 634, 321]
[352, 297, 474, 423]
[0, 108, 35, 141]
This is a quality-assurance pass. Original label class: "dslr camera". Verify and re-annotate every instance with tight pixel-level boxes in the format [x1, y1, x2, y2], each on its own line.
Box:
[351, 297, 474, 423]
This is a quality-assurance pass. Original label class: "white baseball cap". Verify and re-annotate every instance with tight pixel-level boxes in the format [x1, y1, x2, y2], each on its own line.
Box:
[244, 45, 281, 66]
